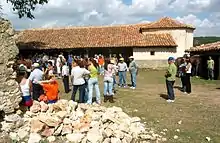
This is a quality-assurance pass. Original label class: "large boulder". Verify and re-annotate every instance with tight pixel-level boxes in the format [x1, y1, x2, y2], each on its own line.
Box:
[0, 18, 21, 114]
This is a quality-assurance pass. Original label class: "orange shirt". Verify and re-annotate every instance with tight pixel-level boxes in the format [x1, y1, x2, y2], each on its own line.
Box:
[98, 58, 104, 65]
[42, 80, 59, 101]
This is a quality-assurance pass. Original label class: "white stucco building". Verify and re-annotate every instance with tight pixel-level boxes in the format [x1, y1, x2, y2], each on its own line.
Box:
[133, 17, 195, 68]
[18, 17, 195, 69]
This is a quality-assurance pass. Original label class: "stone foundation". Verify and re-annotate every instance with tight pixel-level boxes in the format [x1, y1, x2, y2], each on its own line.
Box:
[136, 60, 168, 69]
[0, 18, 22, 114]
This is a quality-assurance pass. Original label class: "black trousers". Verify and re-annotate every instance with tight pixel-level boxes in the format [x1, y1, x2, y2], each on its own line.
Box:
[71, 84, 86, 103]
[166, 80, 175, 100]
[185, 73, 191, 94]
[32, 83, 44, 100]
[181, 75, 186, 92]
[68, 64, 72, 75]
[63, 75, 70, 93]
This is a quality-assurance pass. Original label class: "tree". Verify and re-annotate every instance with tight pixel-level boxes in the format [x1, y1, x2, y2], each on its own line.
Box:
[3, 0, 48, 19]
[194, 37, 220, 46]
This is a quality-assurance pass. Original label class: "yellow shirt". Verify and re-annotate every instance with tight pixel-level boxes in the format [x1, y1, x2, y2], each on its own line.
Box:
[89, 65, 98, 78]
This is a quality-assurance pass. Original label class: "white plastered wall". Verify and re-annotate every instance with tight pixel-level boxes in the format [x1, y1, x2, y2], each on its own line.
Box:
[133, 28, 194, 61]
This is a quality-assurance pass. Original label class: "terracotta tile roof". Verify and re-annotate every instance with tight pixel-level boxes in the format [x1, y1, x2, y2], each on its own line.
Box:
[141, 17, 195, 30]
[186, 41, 220, 52]
[136, 33, 177, 46]
[17, 23, 177, 49]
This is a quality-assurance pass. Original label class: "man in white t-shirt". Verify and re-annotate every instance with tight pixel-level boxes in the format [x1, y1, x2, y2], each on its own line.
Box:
[56, 54, 65, 77]
[28, 63, 44, 100]
[117, 58, 128, 87]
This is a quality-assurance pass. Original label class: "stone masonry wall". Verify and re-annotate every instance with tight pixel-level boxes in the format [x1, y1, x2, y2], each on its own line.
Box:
[0, 18, 22, 114]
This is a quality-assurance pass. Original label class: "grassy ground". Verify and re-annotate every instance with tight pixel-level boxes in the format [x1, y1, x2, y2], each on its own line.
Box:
[58, 70, 220, 143]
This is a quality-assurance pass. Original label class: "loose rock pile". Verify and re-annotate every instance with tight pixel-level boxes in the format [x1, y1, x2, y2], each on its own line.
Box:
[1, 100, 165, 143]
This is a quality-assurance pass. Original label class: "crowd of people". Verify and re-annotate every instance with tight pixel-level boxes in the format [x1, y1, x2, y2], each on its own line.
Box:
[17, 53, 138, 108]
[18, 52, 214, 106]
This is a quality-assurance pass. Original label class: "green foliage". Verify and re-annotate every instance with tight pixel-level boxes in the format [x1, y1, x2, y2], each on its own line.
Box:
[6, 0, 48, 19]
[194, 36, 220, 46]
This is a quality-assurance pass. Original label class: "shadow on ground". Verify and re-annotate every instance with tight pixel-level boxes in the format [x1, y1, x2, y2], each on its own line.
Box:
[159, 93, 168, 100]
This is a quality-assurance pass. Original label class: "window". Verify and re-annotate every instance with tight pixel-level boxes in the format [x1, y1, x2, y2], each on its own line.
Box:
[150, 51, 155, 56]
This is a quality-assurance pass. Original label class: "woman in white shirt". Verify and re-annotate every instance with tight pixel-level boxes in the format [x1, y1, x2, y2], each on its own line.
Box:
[19, 65, 33, 108]
[71, 60, 90, 103]
[185, 58, 192, 94]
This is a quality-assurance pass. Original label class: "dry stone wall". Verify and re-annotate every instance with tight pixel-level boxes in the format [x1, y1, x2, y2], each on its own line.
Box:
[0, 18, 22, 114]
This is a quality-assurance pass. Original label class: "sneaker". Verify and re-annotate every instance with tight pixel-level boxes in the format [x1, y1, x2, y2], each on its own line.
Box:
[183, 92, 187, 94]
[96, 101, 101, 105]
[130, 87, 136, 89]
[167, 99, 175, 103]
[166, 99, 171, 102]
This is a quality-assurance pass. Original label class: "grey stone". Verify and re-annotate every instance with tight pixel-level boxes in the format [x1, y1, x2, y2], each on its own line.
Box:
[17, 128, 29, 140]
[87, 127, 103, 143]
[47, 136, 56, 142]
[66, 133, 84, 142]
[30, 118, 45, 133]
[68, 100, 78, 110]
[1, 121, 15, 132]
[56, 111, 67, 119]
[38, 114, 61, 127]
[61, 124, 72, 135]
[123, 134, 133, 143]
[103, 128, 113, 138]
[131, 117, 141, 123]
[28, 133, 42, 143]
[113, 130, 124, 139]
[53, 124, 63, 136]
[63, 118, 72, 124]
[103, 138, 111, 143]
[4, 114, 21, 123]
[0, 133, 12, 143]
[111, 137, 121, 143]
[9, 132, 19, 141]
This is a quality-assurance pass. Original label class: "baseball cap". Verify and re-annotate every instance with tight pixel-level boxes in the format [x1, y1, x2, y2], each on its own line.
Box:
[119, 58, 124, 61]
[168, 57, 175, 61]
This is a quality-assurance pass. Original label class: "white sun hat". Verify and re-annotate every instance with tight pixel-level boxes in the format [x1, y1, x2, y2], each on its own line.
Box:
[32, 63, 40, 68]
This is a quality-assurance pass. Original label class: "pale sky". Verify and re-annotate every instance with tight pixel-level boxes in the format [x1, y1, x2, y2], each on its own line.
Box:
[1, 0, 220, 36]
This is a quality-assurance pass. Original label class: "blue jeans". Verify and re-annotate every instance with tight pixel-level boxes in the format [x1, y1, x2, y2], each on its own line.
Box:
[87, 78, 101, 104]
[208, 68, 214, 80]
[84, 79, 89, 102]
[104, 77, 113, 96]
[71, 84, 86, 103]
[99, 65, 104, 75]
[130, 71, 137, 87]
[118, 71, 126, 86]
[113, 75, 117, 89]
[166, 80, 175, 100]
